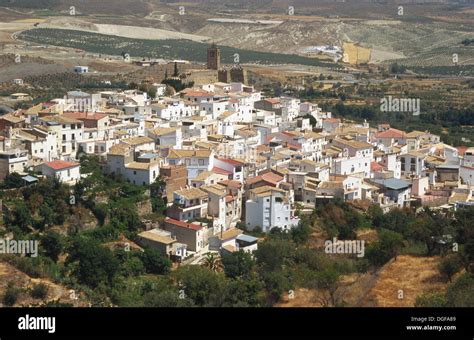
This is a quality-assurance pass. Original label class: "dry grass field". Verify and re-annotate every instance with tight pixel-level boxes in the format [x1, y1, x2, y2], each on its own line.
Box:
[276, 255, 448, 307]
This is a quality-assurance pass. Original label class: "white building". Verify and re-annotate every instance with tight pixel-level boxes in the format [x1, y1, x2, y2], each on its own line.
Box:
[40, 160, 81, 184]
[74, 66, 89, 74]
[167, 149, 214, 181]
[245, 185, 298, 233]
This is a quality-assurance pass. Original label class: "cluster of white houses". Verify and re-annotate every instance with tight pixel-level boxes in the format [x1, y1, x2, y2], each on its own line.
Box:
[1, 81, 474, 261]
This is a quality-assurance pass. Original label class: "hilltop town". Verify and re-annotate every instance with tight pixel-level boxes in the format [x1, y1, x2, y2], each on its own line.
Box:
[0, 37, 473, 308]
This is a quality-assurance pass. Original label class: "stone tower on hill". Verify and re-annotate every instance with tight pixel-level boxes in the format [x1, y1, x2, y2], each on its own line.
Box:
[218, 64, 247, 84]
[207, 44, 221, 70]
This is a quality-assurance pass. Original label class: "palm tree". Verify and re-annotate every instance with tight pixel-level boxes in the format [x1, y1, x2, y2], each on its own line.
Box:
[200, 252, 222, 273]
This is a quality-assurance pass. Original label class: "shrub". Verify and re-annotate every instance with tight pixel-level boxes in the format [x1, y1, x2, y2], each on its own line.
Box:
[30, 283, 49, 299]
[438, 254, 462, 282]
[3, 284, 20, 306]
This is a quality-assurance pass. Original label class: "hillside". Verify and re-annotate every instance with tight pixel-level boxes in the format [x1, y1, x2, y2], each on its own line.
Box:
[0, 260, 88, 307]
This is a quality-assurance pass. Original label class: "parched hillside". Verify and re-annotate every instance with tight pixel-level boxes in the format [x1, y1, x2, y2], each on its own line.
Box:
[276, 255, 449, 307]
[360, 255, 447, 307]
[0, 54, 70, 84]
[0, 260, 88, 307]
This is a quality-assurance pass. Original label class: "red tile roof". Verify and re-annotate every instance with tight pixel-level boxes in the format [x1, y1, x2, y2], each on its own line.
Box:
[262, 172, 284, 183]
[457, 146, 468, 156]
[219, 180, 242, 189]
[164, 218, 203, 231]
[323, 118, 341, 123]
[375, 128, 406, 139]
[256, 145, 271, 153]
[287, 142, 302, 151]
[217, 158, 245, 166]
[281, 131, 299, 138]
[265, 98, 280, 104]
[212, 167, 232, 176]
[247, 172, 283, 186]
[182, 89, 214, 97]
[44, 160, 79, 171]
[63, 112, 109, 120]
[371, 162, 384, 172]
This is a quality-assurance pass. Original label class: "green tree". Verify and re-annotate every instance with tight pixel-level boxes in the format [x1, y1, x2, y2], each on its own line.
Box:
[12, 201, 32, 231]
[222, 250, 254, 279]
[174, 266, 225, 306]
[92, 203, 108, 226]
[262, 270, 291, 303]
[453, 206, 474, 244]
[415, 292, 446, 307]
[0, 172, 24, 189]
[445, 273, 474, 307]
[438, 254, 462, 282]
[114, 249, 145, 277]
[67, 238, 120, 287]
[368, 204, 384, 228]
[39, 203, 55, 229]
[140, 247, 171, 275]
[291, 220, 311, 244]
[41, 231, 64, 262]
[311, 268, 342, 306]
[173, 62, 179, 77]
[218, 277, 264, 307]
[255, 238, 295, 272]
[200, 252, 223, 273]
[366, 229, 404, 267]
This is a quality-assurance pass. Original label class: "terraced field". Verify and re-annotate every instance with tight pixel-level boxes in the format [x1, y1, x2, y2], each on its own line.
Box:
[17, 28, 338, 67]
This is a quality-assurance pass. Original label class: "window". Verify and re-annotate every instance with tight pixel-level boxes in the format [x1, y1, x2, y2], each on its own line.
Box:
[67, 169, 70, 176]
[71, 134, 75, 141]
[133, 171, 137, 175]
[62, 134, 66, 141]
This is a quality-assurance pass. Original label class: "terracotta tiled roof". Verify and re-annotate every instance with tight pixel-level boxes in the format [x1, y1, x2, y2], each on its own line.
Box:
[216, 157, 245, 166]
[212, 167, 232, 176]
[44, 160, 79, 171]
[63, 112, 108, 120]
[375, 128, 406, 139]
[371, 162, 384, 172]
[165, 218, 203, 231]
